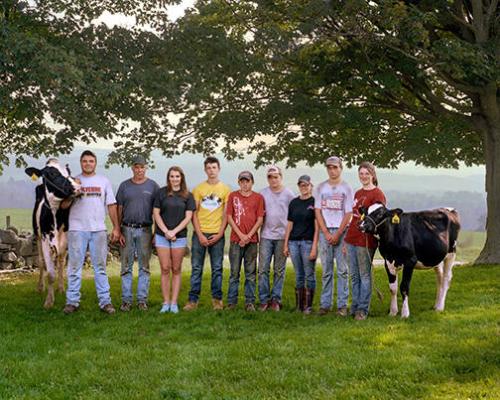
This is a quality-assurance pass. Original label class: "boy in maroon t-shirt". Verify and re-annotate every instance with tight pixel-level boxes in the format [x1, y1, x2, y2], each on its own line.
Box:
[226, 171, 265, 311]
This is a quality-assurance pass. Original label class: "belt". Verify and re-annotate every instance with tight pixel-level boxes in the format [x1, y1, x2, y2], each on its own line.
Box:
[122, 222, 152, 228]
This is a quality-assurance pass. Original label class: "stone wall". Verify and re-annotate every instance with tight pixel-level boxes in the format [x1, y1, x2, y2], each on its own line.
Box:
[0, 227, 39, 271]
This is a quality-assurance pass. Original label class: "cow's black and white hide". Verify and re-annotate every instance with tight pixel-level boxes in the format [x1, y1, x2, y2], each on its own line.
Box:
[26, 159, 80, 309]
[359, 203, 460, 318]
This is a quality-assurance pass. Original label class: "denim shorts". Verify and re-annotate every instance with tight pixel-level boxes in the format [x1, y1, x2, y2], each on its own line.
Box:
[155, 234, 187, 249]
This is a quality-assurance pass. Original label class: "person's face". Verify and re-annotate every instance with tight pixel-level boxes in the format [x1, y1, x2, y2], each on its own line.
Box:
[238, 178, 253, 192]
[267, 173, 282, 189]
[204, 162, 220, 179]
[169, 170, 182, 188]
[80, 155, 96, 175]
[327, 164, 342, 180]
[358, 167, 373, 186]
[298, 181, 312, 196]
[132, 164, 146, 180]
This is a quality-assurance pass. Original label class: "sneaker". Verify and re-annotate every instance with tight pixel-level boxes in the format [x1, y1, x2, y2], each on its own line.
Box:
[227, 303, 237, 310]
[259, 303, 269, 312]
[137, 302, 148, 311]
[120, 302, 132, 312]
[170, 304, 179, 314]
[160, 303, 170, 313]
[354, 311, 367, 321]
[270, 300, 281, 312]
[336, 307, 348, 317]
[245, 303, 256, 312]
[212, 298, 224, 311]
[183, 301, 198, 311]
[100, 304, 116, 315]
[318, 307, 330, 316]
[63, 304, 79, 314]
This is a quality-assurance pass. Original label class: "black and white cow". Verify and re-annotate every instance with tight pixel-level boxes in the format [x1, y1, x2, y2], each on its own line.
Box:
[25, 159, 80, 309]
[359, 203, 460, 318]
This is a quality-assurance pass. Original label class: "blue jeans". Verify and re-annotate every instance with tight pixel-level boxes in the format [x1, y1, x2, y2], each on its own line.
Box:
[347, 244, 375, 315]
[227, 242, 257, 305]
[120, 226, 152, 304]
[188, 233, 225, 302]
[258, 238, 287, 304]
[288, 240, 316, 289]
[319, 229, 348, 310]
[66, 231, 112, 308]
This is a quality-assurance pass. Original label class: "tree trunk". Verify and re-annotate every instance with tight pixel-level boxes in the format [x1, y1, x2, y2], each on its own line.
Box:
[475, 122, 500, 265]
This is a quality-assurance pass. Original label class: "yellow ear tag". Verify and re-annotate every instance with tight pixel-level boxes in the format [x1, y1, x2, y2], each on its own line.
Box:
[31, 173, 39, 181]
[360, 214, 365, 221]
[391, 214, 400, 224]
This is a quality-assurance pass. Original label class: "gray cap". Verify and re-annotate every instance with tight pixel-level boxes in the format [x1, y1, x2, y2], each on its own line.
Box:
[131, 155, 147, 166]
[266, 165, 282, 176]
[297, 175, 311, 184]
[326, 156, 342, 168]
[238, 171, 254, 181]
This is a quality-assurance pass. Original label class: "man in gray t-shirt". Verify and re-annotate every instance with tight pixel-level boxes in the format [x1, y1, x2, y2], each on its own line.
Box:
[314, 156, 353, 316]
[115, 155, 159, 312]
[258, 165, 295, 311]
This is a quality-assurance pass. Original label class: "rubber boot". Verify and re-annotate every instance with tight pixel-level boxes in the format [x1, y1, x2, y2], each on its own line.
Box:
[304, 288, 315, 315]
[295, 288, 305, 311]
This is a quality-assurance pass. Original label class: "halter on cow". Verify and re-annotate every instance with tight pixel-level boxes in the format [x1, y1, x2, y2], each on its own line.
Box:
[359, 203, 460, 318]
[25, 159, 80, 309]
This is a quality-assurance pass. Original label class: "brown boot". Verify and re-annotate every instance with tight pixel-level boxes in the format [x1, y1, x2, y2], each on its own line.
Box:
[295, 288, 305, 312]
[304, 288, 314, 315]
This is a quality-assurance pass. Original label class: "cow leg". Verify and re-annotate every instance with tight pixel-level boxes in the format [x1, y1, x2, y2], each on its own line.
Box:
[434, 263, 444, 310]
[36, 239, 46, 293]
[436, 252, 455, 312]
[57, 230, 68, 294]
[41, 238, 57, 309]
[385, 261, 398, 316]
[400, 262, 415, 319]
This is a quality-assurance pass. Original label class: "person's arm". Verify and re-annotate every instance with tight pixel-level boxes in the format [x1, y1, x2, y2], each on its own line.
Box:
[315, 208, 334, 243]
[310, 219, 320, 260]
[108, 204, 121, 243]
[60, 198, 73, 210]
[283, 221, 293, 257]
[171, 210, 194, 238]
[332, 212, 352, 245]
[245, 216, 263, 244]
[227, 214, 246, 242]
[192, 204, 209, 246]
[208, 209, 227, 245]
[153, 207, 169, 234]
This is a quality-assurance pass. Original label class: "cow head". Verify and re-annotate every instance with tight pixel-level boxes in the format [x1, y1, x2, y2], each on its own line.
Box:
[359, 203, 403, 234]
[25, 158, 80, 201]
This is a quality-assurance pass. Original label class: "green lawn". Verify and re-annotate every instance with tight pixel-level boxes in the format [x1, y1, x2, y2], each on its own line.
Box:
[1, 260, 499, 399]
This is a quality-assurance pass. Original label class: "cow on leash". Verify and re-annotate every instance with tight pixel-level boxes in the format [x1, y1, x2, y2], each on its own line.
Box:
[359, 204, 460, 318]
[26, 159, 80, 309]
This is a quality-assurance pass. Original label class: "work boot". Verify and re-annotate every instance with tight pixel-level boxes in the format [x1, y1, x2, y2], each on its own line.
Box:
[303, 288, 315, 315]
[295, 288, 305, 312]
[183, 301, 198, 311]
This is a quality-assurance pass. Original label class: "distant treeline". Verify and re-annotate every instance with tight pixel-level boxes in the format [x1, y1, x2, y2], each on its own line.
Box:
[0, 179, 486, 231]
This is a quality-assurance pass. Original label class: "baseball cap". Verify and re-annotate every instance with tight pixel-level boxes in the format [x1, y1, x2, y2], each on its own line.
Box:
[297, 175, 311, 184]
[238, 171, 254, 181]
[266, 165, 282, 176]
[131, 155, 147, 166]
[326, 156, 342, 168]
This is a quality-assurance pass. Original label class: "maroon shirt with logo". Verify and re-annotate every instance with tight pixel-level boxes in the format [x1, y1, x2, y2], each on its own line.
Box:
[226, 191, 265, 243]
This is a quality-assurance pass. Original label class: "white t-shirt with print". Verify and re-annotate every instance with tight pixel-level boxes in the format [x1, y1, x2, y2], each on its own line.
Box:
[314, 180, 353, 228]
[69, 174, 116, 232]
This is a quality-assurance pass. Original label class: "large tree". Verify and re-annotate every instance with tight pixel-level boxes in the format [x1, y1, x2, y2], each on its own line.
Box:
[121, 0, 497, 264]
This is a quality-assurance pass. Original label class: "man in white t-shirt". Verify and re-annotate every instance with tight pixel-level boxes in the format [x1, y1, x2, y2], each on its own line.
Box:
[314, 156, 353, 316]
[63, 150, 121, 314]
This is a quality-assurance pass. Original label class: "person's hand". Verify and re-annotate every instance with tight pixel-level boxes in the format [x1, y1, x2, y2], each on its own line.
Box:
[329, 232, 340, 246]
[309, 247, 317, 261]
[111, 228, 121, 244]
[325, 231, 335, 245]
[283, 245, 289, 257]
[341, 244, 347, 256]
[207, 233, 222, 246]
[198, 234, 210, 247]
[165, 230, 176, 240]
[119, 233, 126, 247]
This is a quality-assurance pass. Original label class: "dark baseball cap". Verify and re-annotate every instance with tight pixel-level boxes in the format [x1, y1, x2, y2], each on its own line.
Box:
[238, 171, 254, 181]
[131, 155, 147, 166]
[297, 175, 312, 184]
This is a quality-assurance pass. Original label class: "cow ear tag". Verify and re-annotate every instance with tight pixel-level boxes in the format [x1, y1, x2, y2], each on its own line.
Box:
[391, 214, 400, 224]
[360, 213, 365, 221]
[31, 173, 39, 181]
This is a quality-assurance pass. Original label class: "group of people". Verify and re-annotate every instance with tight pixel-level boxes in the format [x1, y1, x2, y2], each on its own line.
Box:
[61, 150, 385, 321]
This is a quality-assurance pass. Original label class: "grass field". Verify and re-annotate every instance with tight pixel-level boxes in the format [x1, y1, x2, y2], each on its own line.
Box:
[1, 259, 499, 399]
[0, 208, 487, 264]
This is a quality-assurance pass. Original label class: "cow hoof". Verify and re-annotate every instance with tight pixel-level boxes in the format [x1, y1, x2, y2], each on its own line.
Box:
[43, 302, 54, 309]
[401, 311, 410, 319]
[388, 309, 398, 317]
